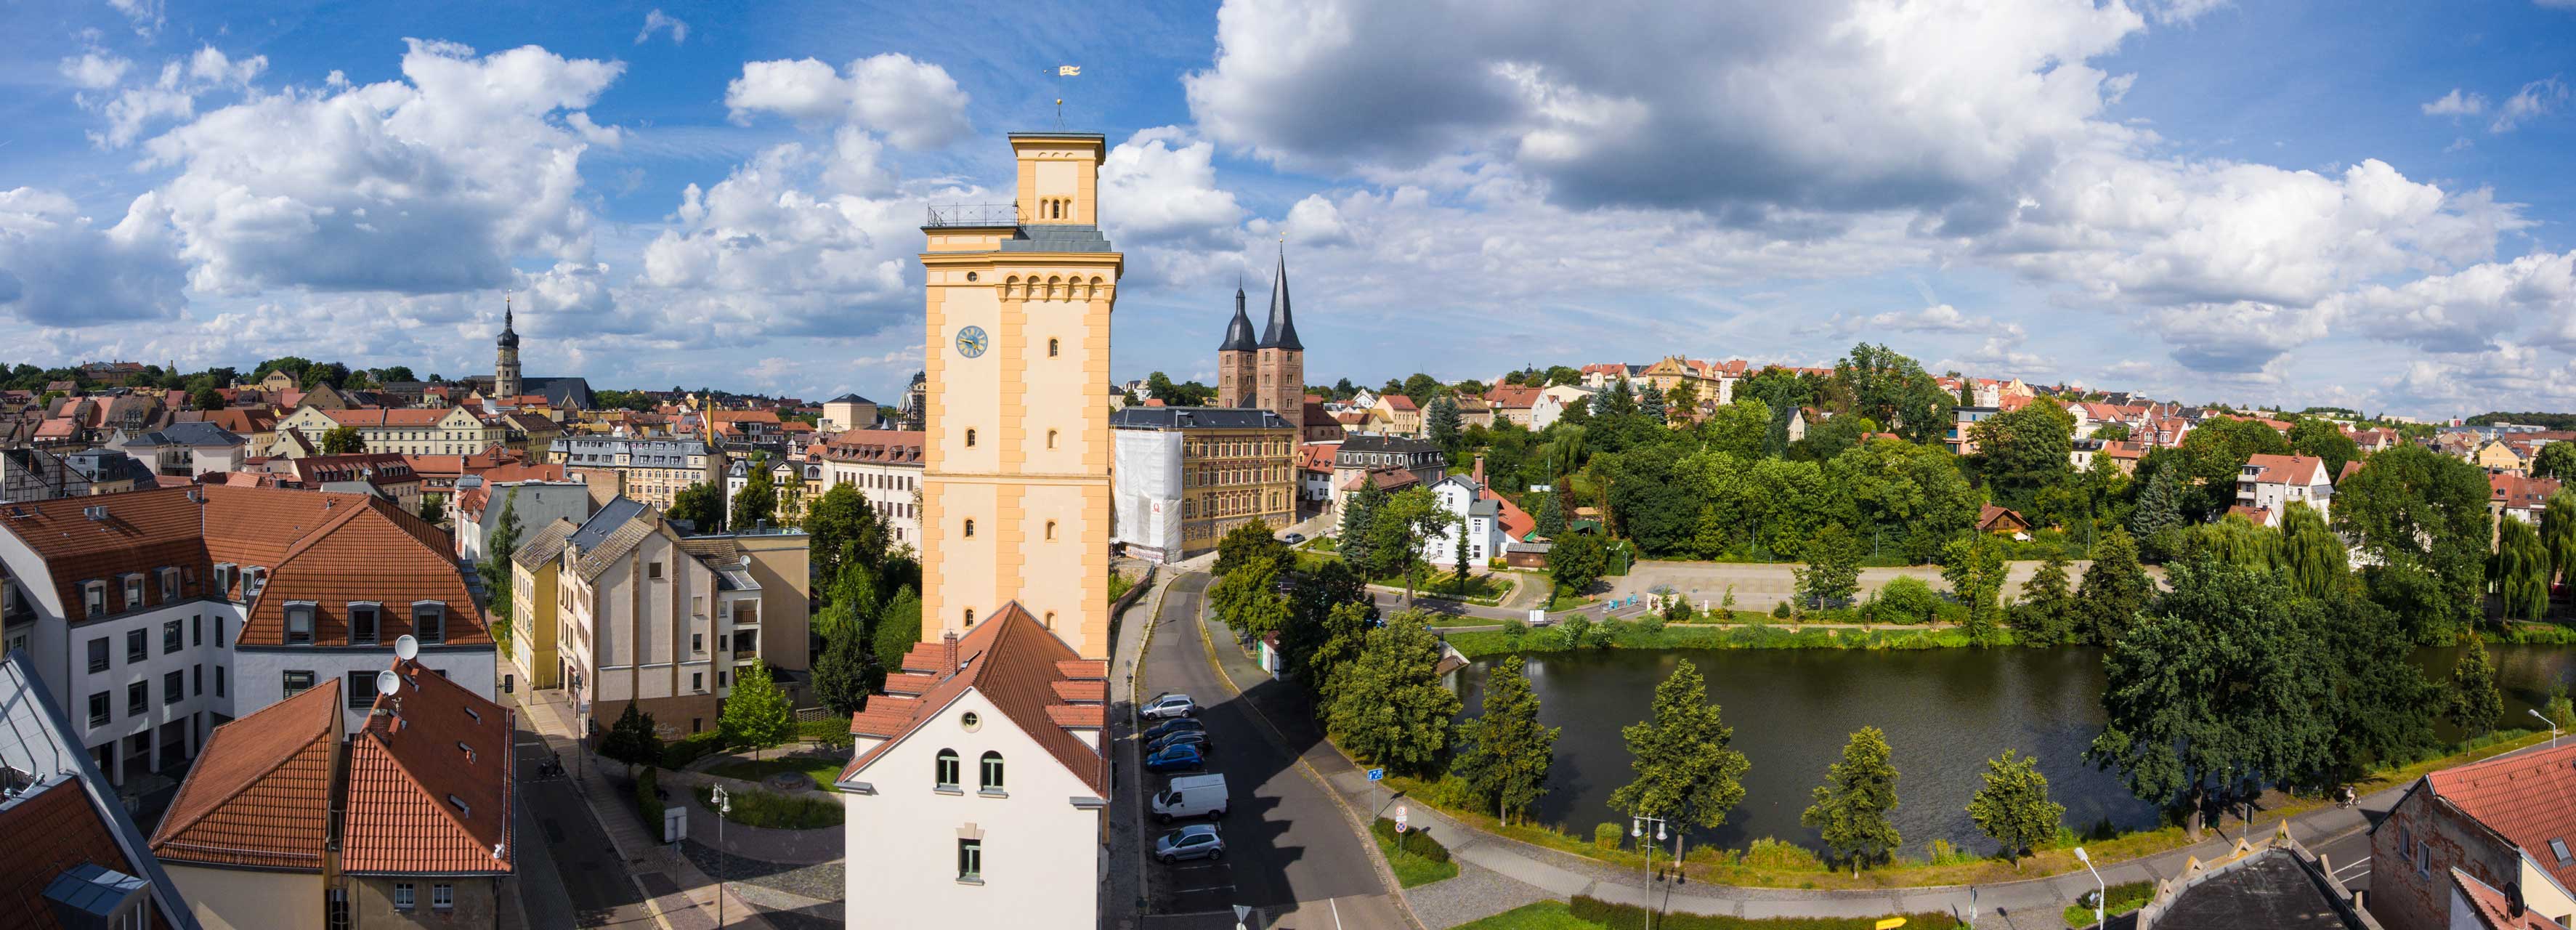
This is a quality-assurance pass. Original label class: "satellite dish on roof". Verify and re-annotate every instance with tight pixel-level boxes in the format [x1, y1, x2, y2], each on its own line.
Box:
[394, 635, 419, 660]
[376, 669, 401, 697]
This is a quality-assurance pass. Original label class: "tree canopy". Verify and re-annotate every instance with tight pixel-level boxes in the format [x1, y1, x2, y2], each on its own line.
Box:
[1609, 660, 1751, 830]
[1451, 656, 1560, 825]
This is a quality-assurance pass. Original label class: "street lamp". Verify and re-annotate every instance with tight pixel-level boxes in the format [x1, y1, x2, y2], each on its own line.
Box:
[2075, 846, 2104, 929]
[2534, 708, 2561, 748]
[1632, 816, 1668, 930]
[710, 785, 732, 928]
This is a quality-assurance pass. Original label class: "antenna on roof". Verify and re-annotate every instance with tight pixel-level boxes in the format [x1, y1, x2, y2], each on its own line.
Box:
[394, 634, 418, 661]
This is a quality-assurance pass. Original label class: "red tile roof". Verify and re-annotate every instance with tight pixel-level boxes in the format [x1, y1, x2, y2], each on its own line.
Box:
[317, 407, 458, 427]
[2492, 474, 2562, 512]
[1977, 504, 2030, 531]
[149, 679, 342, 870]
[819, 429, 926, 464]
[1381, 395, 1419, 412]
[236, 496, 483, 647]
[1486, 386, 1542, 410]
[844, 604, 1107, 794]
[2226, 505, 2275, 527]
[2426, 743, 2576, 894]
[0, 779, 165, 929]
[2243, 453, 2329, 486]
[1481, 486, 1536, 540]
[2450, 868, 2567, 930]
[343, 658, 514, 876]
[1300, 442, 1342, 474]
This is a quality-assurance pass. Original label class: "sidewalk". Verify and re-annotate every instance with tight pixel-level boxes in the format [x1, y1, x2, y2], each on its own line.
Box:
[1193, 601, 2444, 928]
[514, 689, 777, 930]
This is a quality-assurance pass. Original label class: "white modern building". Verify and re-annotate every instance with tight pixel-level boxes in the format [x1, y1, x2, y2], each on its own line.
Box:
[2235, 453, 2335, 525]
[817, 429, 925, 546]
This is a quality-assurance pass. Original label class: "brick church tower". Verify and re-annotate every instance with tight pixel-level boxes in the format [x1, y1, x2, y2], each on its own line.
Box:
[1216, 251, 1304, 432]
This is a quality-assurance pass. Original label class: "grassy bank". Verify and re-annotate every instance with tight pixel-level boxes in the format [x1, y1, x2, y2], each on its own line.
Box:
[2064, 881, 2152, 927]
[1445, 622, 2001, 660]
[1380, 727, 2555, 892]
[705, 755, 847, 793]
[1372, 817, 1459, 886]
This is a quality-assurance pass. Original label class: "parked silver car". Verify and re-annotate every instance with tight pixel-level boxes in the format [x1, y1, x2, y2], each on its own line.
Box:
[1154, 824, 1226, 863]
[1142, 692, 1197, 719]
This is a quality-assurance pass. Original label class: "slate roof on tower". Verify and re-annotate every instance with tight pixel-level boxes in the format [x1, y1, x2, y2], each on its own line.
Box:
[1257, 252, 1301, 351]
[1220, 282, 1257, 352]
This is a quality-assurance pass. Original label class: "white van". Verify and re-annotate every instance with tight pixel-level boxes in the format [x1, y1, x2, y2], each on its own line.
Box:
[1151, 774, 1228, 822]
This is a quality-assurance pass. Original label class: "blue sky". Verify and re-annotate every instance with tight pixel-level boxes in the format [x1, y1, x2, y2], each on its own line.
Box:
[4, 0, 2575, 416]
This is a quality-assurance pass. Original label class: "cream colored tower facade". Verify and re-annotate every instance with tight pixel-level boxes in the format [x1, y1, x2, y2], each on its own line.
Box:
[919, 133, 1120, 660]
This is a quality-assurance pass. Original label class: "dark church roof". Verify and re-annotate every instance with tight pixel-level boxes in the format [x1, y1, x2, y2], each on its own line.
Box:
[1219, 281, 1257, 352]
[497, 303, 519, 349]
[1257, 251, 1301, 352]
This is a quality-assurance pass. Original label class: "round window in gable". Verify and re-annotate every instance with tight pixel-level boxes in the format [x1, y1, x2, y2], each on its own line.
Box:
[960, 711, 981, 732]
[965, 272, 979, 282]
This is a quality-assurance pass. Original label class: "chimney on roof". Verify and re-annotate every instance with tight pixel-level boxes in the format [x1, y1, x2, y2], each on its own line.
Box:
[941, 630, 960, 681]
[1473, 455, 1485, 488]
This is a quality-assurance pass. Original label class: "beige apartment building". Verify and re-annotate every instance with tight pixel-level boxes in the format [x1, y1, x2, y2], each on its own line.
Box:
[551, 497, 808, 734]
[551, 436, 724, 510]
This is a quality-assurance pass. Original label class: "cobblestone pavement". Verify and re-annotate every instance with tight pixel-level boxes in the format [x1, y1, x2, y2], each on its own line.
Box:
[681, 838, 844, 928]
[1406, 862, 1554, 929]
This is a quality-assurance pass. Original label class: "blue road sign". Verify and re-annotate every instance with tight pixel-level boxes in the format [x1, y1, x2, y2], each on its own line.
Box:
[1366, 768, 1385, 782]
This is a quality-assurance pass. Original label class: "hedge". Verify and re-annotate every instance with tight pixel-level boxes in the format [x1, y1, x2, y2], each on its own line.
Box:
[1372, 816, 1452, 865]
[1568, 897, 1961, 930]
[661, 730, 729, 769]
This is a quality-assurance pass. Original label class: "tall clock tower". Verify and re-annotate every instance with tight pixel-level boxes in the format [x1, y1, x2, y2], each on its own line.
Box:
[918, 133, 1121, 660]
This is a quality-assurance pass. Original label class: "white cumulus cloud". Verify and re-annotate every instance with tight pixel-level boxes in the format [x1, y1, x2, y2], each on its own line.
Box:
[724, 53, 970, 150]
[636, 9, 689, 44]
[2422, 88, 2486, 116]
[0, 187, 189, 326]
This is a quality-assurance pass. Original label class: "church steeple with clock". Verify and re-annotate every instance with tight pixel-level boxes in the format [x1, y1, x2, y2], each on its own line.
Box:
[915, 132, 1122, 660]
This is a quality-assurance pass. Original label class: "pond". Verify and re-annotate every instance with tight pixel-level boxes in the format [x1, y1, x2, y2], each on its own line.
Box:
[1452, 642, 2576, 857]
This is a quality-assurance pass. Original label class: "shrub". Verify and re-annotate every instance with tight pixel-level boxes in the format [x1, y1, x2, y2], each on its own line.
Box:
[694, 785, 844, 829]
[1589, 619, 1628, 647]
[1636, 611, 1667, 634]
[1595, 822, 1624, 850]
[1559, 614, 1594, 648]
[1502, 618, 1528, 640]
[661, 730, 729, 769]
[1771, 601, 1793, 619]
[1872, 576, 1941, 624]
[1740, 837, 1824, 871]
[797, 715, 856, 751]
[636, 766, 664, 830]
[599, 703, 665, 767]
[1569, 897, 1961, 930]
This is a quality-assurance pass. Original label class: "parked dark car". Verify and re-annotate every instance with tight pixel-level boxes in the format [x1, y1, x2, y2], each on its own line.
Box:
[1141, 718, 1207, 743]
[1149, 730, 1214, 756]
[1143, 743, 1206, 773]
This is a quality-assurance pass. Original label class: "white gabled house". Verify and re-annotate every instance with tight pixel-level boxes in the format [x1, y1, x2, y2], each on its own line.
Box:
[1421, 461, 1539, 567]
[836, 604, 1107, 928]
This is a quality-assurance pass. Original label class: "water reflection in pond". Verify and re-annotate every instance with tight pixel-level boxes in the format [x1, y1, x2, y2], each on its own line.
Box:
[1453, 643, 2575, 856]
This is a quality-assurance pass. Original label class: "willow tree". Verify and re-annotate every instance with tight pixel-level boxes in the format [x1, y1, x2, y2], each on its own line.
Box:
[2545, 490, 2576, 588]
[2277, 502, 2347, 599]
[2184, 514, 2279, 570]
[2498, 518, 2551, 622]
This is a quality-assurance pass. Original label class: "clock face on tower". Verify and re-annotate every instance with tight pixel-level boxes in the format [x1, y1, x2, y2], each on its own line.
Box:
[955, 326, 989, 358]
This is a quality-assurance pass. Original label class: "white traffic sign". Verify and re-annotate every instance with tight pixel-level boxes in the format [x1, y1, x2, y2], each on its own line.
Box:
[1396, 806, 1409, 833]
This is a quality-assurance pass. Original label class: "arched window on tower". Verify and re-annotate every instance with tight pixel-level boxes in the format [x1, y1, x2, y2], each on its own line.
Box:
[1047, 429, 1058, 449]
[1048, 338, 1060, 357]
[965, 428, 977, 448]
[1045, 520, 1056, 541]
[963, 519, 976, 538]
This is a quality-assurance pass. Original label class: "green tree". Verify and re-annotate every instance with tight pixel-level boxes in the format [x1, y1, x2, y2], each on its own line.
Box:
[667, 481, 724, 532]
[719, 662, 793, 761]
[1605, 450, 1697, 555]
[870, 586, 923, 672]
[1639, 385, 1667, 423]
[1609, 660, 1751, 836]
[1665, 380, 1700, 419]
[2091, 421, 2132, 442]
[1969, 397, 2076, 509]
[2074, 529, 2150, 644]
[1427, 396, 1463, 453]
[1967, 749, 2064, 868]
[1210, 557, 1292, 640]
[2129, 466, 2185, 559]
[1534, 490, 1566, 538]
[1701, 399, 1772, 461]
[190, 386, 224, 411]
[1802, 727, 1902, 875]
[1872, 575, 1943, 623]
[320, 426, 366, 454]
[1324, 612, 1461, 775]
[812, 624, 875, 715]
[730, 455, 779, 530]
[2334, 445, 2492, 634]
[1369, 486, 1459, 607]
[1829, 343, 1951, 445]
[1301, 599, 1377, 703]
[1337, 482, 1385, 572]
[1941, 534, 2009, 646]
[474, 490, 522, 641]
[2547, 490, 2576, 589]
[599, 703, 665, 767]
[2089, 558, 2334, 836]
[812, 562, 882, 643]
[2011, 552, 2078, 644]
[2447, 633, 2503, 737]
[2498, 517, 2551, 622]
[1402, 373, 1443, 403]
[2315, 585, 2440, 781]
[2277, 501, 2346, 599]
[1548, 532, 1607, 605]
[2180, 514, 2279, 570]
[1451, 656, 1560, 825]
[418, 496, 446, 525]
[1795, 523, 1863, 609]
[2535, 441, 2576, 481]
[2287, 418, 2362, 480]
[1214, 519, 1289, 578]
[803, 483, 889, 594]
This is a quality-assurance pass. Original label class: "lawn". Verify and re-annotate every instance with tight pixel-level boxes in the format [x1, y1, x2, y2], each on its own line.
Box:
[1454, 901, 1602, 930]
[705, 755, 847, 792]
[1374, 830, 1459, 887]
[692, 785, 844, 830]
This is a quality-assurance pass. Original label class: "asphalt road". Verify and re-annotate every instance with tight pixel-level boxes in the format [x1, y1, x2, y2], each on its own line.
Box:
[1138, 572, 1388, 918]
[512, 702, 663, 929]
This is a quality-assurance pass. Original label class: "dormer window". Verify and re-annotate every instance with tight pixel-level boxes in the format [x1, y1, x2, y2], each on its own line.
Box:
[285, 602, 316, 644]
[413, 602, 446, 643]
[121, 575, 143, 610]
[212, 563, 237, 594]
[244, 567, 268, 597]
[82, 581, 106, 618]
[158, 567, 181, 601]
[348, 602, 380, 644]
[446, 794, 470, 817]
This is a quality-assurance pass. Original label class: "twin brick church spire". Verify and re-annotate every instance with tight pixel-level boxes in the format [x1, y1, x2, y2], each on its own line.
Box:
[1218, 249, 1303, 432]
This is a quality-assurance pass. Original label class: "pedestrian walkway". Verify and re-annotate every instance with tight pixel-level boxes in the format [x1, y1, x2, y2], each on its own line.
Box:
[514, 687, 777, 929]
[1192, 597, 2474, 928]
